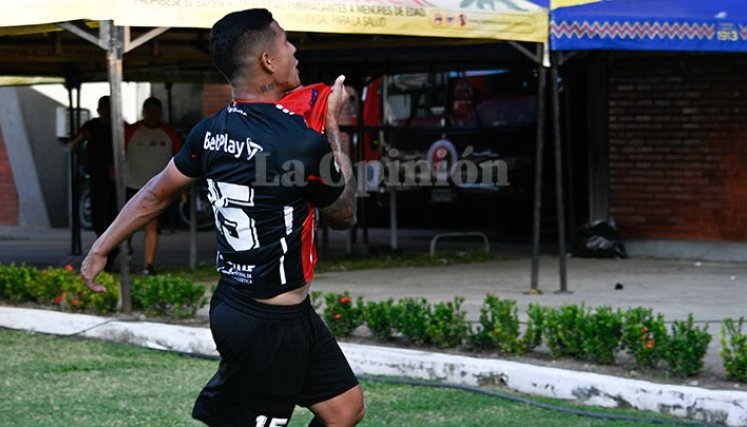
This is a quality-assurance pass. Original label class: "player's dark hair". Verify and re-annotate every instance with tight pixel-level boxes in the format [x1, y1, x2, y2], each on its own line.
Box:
[143, 96, 162, 110]
[209, 8, 276, 83]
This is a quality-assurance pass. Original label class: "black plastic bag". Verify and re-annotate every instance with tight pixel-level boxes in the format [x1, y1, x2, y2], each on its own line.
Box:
[574, 221, 627, 259]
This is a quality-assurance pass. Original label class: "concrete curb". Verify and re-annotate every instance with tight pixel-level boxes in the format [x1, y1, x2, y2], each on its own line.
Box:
[1, 306, 745, 426]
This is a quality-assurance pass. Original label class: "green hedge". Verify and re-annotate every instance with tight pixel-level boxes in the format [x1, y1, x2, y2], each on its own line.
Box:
[317, 291, 733, 380]
[0, 263, 118, 313]
[0, 263, 205, 317]
[0, 262, 742, 382]
[132, 274, 207, 318]
[721, 317, 747, 382]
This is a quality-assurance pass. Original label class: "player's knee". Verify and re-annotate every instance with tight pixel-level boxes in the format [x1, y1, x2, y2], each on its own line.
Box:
[341, 398, 365, 426]
[351, 400, 365, 425]
[314, 400, 364, 427]
[344, 388, 365, 426]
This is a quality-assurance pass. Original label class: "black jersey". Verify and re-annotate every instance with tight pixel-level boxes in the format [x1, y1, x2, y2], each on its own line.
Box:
[174, 100, 344, 298]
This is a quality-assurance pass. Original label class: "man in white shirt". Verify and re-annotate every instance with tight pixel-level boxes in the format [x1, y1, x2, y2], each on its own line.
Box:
[124, 97, 181, 275]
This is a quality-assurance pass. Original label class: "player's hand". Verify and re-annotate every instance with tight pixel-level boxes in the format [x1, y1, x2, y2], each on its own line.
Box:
[80, 251, 108, 293]
[326, 75, 347, 128]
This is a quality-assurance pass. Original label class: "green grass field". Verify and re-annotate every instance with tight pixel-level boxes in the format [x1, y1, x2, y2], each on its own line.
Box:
[0, 328, 686, 426]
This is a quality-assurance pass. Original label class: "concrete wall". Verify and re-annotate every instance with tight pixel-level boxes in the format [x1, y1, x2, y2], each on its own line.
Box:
[607, 55, 747, 241]
[15, 88, 70, 228]
[0, 87, 50, 227]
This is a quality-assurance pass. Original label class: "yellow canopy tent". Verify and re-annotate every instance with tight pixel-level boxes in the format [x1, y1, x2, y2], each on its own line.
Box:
[114, 0, 547, 42]
[0, 0, 551, 309]
[1, 0, 548, 41]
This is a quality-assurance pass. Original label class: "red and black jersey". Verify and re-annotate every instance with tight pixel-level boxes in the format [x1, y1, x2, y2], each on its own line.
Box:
[173, 86, 343, 298]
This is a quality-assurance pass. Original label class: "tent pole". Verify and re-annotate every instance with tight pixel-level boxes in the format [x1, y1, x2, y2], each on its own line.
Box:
[551, 53, 569, 294]
[530, 46, 547, 294]
[562, 58, 577, 250]
[356, 80, 369, 245]
[104, 20, 132, 313]
[381, 75, 399, 252]
[74, 82, 83, 254]
[66, 76, 82, 256]
[389, 188, 398, 251]
[76, 84, 82, 135]
[165, 82, 176, 234]
[165, 82, 173, 124]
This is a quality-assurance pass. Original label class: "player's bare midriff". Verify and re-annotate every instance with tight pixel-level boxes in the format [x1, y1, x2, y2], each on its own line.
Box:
[254, 282, 311, 306]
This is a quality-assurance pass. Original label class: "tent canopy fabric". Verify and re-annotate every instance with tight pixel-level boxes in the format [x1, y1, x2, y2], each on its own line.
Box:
[0, 1, 549, 83]
[1, 0, 548, 43]
[551, 0, 747, 52]
[0, 1, 109, 28]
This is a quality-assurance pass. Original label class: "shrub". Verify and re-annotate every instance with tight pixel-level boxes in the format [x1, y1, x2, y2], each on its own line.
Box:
[0, 263, 39, 302]
[132, 274, 207, 318]
[581, 306, 623, 365]
[323, 292, 363, 337]
[33, 266, 78, 304]
[63, 271, 120, 314]
[544, 304, 586, 359]
[662, 314, 711, 377]
[523, 303, 546, 351]
[621, 307, 667, 368]
[469, 294, 524, 353]
[392, 297, 432, 345]
[364, 298, 395, 340]
[426, 296, 469, 349]
[721, 317, 747, 382]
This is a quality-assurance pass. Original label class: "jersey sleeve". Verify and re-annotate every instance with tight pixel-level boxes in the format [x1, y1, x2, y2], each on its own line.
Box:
[279, 83, 331, 133]
[297, 131, 344, 208]
[173, 123, 205, 178]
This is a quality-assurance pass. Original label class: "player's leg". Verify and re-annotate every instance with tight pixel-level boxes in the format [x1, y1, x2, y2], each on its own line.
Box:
[307, 385, 364, 427]
[193, 286, 310, 426]
[298, 306, 365, 427]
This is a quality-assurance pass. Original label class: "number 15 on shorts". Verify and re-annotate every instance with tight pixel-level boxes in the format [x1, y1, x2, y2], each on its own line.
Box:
[256, 415, 288, 427]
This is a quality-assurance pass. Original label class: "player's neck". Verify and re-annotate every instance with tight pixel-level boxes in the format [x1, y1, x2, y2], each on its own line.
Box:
[232, 80, 284, 102]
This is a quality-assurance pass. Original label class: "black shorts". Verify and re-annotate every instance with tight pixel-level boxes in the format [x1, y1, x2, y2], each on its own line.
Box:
[192, 283, 359, 427]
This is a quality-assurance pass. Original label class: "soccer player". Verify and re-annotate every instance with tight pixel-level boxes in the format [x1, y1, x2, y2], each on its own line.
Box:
[80, 8, 363, 427]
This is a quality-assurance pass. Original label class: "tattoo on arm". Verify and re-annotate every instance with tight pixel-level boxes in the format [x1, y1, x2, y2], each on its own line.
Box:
[319, 129, 357, 230]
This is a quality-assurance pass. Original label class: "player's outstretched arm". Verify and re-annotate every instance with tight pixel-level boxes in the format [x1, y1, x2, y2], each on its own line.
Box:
[320, 75, 357, 230]
[81, 160, 196, 291]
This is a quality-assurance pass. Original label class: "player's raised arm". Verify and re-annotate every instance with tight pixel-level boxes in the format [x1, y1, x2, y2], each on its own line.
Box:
[319, 75, 357, 230]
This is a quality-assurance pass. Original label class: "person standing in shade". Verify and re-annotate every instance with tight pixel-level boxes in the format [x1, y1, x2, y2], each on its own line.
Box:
[80, 8, 362, 426]
[69, 96, 120, 270]
[124, 97, 181, 275]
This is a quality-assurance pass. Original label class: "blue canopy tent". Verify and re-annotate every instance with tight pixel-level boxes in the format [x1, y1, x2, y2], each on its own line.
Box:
[551, 0, 747, 52]
[543, 1, 747, 288]
[520, 1, 747, 294]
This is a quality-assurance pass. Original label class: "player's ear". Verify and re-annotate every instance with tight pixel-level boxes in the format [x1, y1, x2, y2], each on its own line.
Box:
[259, 50, 274, 73]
